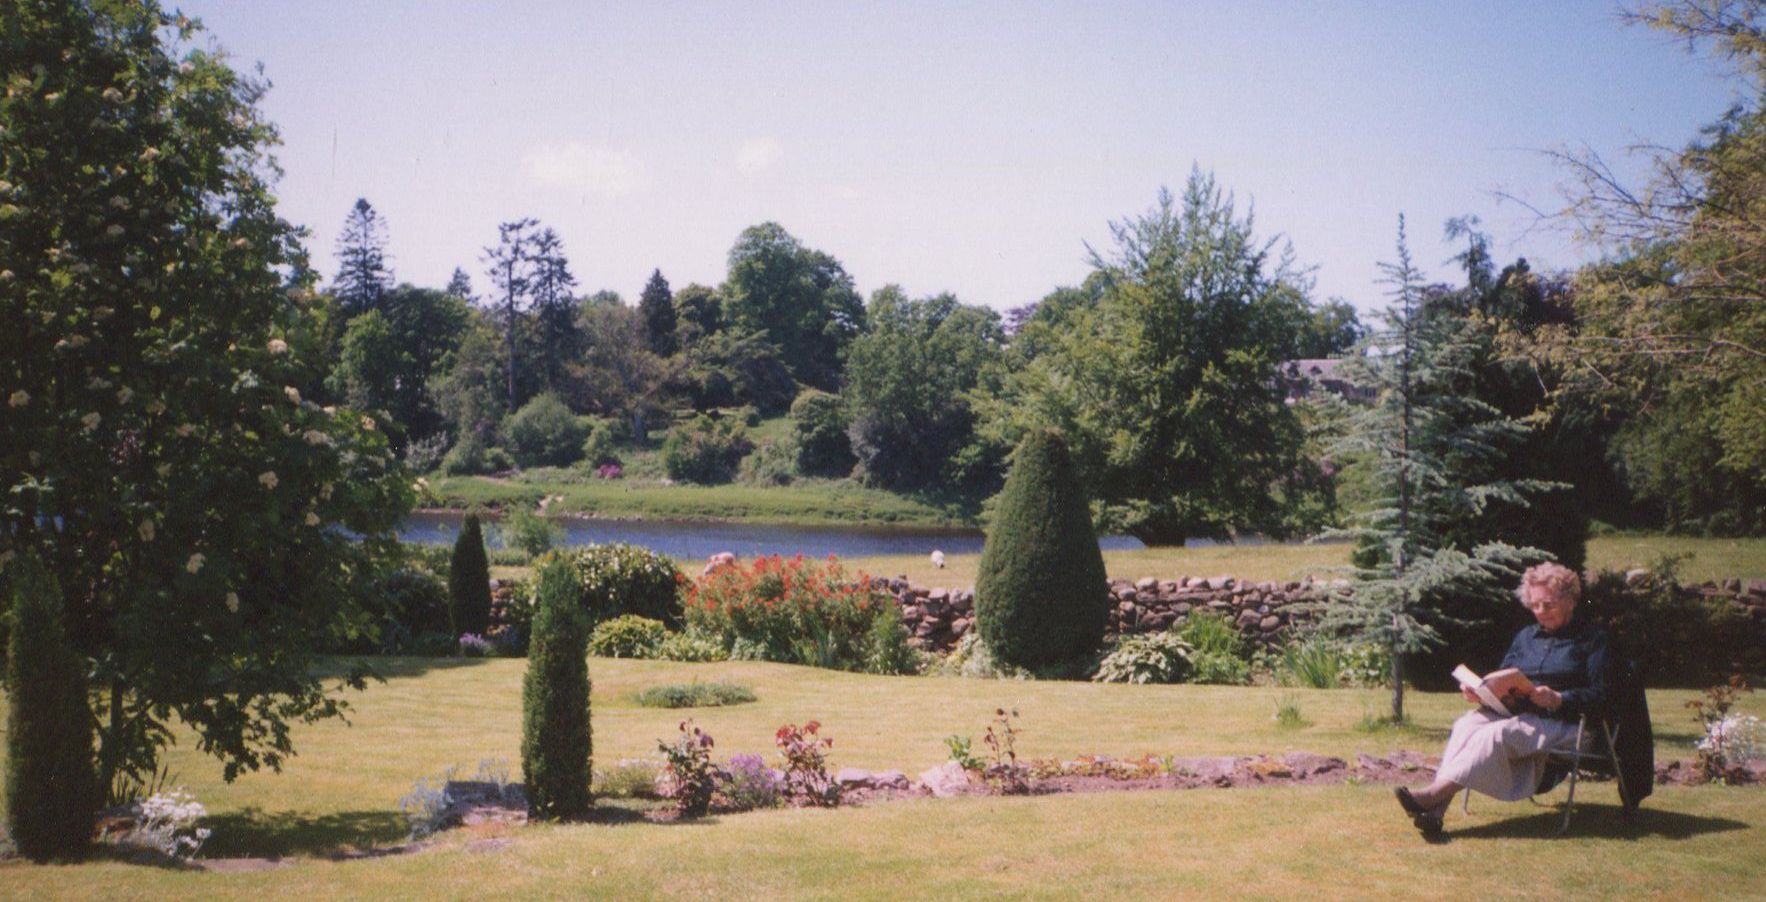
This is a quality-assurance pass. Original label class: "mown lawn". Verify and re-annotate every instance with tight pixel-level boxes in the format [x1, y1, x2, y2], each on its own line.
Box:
[2, 659, 1762, 899]
[846, 536, 1766, 588]
[426, 473, 975, 528]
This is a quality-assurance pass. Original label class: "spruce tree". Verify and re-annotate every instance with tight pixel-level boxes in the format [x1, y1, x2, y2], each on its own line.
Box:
[974, 429, 1109, 668]
[1317, 219, 1555, 722]
[334, 198, 393, 316]
[521, 556, 593, 820]
[449, 513, 493, 636]
[638, 269, 678, 357]
[528, 227, 580, 396]
[5, 552, 99, 861]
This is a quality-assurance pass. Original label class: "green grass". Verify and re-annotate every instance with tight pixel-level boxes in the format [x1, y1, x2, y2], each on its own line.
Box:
[846, 536, 1766, 588]
[3, 658, 1763, 897]
[427, 474, 974, 528]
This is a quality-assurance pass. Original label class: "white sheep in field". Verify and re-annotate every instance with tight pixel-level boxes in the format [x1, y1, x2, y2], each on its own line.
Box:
[930, 550, 946, 569]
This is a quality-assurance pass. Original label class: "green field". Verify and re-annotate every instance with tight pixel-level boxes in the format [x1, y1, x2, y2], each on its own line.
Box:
[852, 535, 1766, 587]
[485, 536, 1766, 589]
[427, 473, 975, 528]
[2, 659, 1763, 899]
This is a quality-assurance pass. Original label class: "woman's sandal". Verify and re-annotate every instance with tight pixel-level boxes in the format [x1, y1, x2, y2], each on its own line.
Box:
[1394, 786, 1426, 816]
[1412, 810, 1445, 836]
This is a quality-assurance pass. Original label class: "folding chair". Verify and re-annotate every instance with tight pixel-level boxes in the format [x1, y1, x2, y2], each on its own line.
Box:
[1461, 714, 1632, 836]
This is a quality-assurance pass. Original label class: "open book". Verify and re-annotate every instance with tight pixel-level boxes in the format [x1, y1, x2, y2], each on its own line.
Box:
[1452, 665, 1535, 717]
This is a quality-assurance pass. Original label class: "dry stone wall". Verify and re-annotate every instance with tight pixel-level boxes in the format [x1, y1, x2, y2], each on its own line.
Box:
[883, 572, 1766, 656]
[879, 575, 1352, 654]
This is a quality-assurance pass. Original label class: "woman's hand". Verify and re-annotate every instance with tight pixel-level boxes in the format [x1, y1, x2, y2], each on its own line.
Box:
[1460, 686, 1482, 706]
[1529, 686, 1563, 712]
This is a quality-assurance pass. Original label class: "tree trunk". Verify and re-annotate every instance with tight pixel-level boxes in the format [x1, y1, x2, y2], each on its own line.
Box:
[1389, 631, 1405, 723]
[99, 678, 123, 803]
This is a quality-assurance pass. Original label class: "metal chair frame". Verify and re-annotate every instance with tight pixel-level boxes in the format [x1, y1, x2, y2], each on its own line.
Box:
[1461, 714, 1628, 837]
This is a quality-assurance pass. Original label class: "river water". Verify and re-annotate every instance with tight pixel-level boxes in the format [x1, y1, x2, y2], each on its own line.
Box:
[399, 510, 1148, 560]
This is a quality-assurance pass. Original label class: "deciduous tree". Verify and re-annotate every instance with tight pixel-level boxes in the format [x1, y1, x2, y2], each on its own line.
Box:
[0, 1, 412, 791]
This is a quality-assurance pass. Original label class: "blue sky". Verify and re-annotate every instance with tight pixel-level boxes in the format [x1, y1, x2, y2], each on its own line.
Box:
[179, 0, 1743, 313]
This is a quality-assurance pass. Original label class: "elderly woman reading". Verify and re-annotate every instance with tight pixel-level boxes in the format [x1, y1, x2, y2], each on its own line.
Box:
[1395, 562, 1618, 835]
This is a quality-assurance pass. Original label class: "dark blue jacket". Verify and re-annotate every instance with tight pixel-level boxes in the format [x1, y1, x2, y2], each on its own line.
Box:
[1499, 616, 1617, 722]
[1502, 614, 1654, 807]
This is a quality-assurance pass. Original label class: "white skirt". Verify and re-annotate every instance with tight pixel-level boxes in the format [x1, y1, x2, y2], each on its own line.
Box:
[1435, 708, 1583, 801]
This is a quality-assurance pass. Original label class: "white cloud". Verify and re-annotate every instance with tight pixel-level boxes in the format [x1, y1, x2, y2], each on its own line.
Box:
[522, 143, 650, 196]
[737, 137, 782, 176]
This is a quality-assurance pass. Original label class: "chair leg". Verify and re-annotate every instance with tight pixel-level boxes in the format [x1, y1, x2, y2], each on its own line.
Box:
[1555, 765, 1578, 837]
[1554, 719, 1589, 838]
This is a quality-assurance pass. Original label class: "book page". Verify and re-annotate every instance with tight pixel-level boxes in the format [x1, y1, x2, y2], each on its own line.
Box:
[1451, 664, 1512, 717]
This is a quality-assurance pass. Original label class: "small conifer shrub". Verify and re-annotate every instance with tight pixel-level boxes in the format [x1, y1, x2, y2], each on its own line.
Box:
[974, 429, 1109, 668]
[449, 513, 493, 636]
[521, 557, 593, 820]
[5, 552, 100, 861]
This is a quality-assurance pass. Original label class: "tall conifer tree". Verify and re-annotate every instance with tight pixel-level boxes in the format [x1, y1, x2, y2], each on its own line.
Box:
[638, 269, 677, 356]
[333, 198, 393, 316]
[528, 227, 580, 396]
[1317, 219, 1554, 722]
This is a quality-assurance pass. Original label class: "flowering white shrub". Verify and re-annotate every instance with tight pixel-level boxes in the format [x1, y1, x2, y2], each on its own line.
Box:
[111, 789, 211, 859]
[1698, 714, 1764, 769]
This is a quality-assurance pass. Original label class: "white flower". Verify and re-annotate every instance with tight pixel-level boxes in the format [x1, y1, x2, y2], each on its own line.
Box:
[80, 411, 102, 432]
[106, 224, 125, 238]
[267, 338, 288, 355]
[94, 306, 114, 319]
[102, 86, 123, 103]
[176, 422, 196, 437]
[361, 415, 376, 431]
[302, 429, 330, 446]
[87, 376, 112, 389]
[178, 61, 195, 75]
[319, 483, 334, 500]
[156, 462, 172, 478]
[284, 386, 301, 404]
[0, 270, 13, 281]
[137, 520, 155, 542]
[305, 512, 321, 527]
[145, 400, 166, 416]
[109, 195, 129, 209]
[7, 389, 26, 408]
[225, 592, 240, 613]
[139, 146, 161, 162]
[56, 335, 90, 350]
[258, 471, 278, 490]
[116, 386, 133, 404]
[185, 553, 205, 574]
[230, 237, 249, 249]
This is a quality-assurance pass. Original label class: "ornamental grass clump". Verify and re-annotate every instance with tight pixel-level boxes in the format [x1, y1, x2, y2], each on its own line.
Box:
[974, 429, 1109, 669]
[633, 682, 758, 709]
[521, 558, 593, 820]
[684, 554, 910, 673]
[4, 552, 100, 861]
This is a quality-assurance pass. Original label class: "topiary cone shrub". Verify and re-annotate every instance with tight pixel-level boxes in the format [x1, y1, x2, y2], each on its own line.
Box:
[5, 551, 100, 861]
[975, 429, 1109, 670]
[521, 554, 593, 820]
[449, 512, 493, 637]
